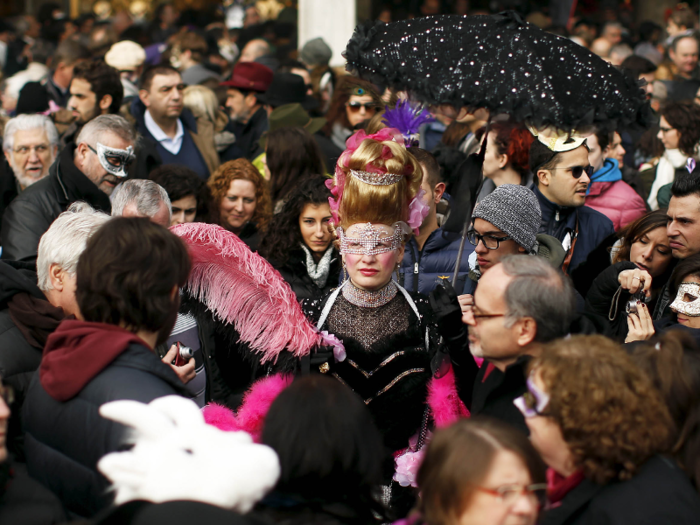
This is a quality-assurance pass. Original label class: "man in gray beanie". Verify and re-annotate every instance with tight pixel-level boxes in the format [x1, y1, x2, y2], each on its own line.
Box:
[462, 184, 564, 295]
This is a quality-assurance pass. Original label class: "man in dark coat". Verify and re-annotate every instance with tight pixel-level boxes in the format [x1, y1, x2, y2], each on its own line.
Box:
[529, 137, 615, 275]
[0, 205, 109, 459]
[222, 61, 273, 160]
[22, 218, 192, 517]
[131, 65, 219, 180]
[456, 255, 575, 435]
[400, 148, 473, 294]
[1, 114, 135, 262]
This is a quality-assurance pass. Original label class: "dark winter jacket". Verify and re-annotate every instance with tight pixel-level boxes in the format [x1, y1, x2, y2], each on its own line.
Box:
[533, 185, 615, 273]
[471, 356, 530, 435]
[230, 221, 261, 252]
[0, 261, 61, 459]
[22, 320, 190, 517]
[399, 227, 473, 295]
[583, 261, 638, 341]
[0, 461, 67, 525]
[1, 143, 111, 262]
[0, 261, 46, 397]
[540, 456, 700, 525]
[0, 159, 20, 243]
[229, 107, 268, 160]
[272, 248, 341, 301]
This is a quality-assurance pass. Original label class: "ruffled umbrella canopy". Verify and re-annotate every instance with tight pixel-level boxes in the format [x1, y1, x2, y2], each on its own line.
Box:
[344, 11, 654, 134]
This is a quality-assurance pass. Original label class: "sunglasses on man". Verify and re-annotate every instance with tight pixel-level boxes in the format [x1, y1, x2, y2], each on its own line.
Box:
[547, 165, 594, 179]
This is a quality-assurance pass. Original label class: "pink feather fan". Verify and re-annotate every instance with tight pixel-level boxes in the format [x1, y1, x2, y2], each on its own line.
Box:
[171, 223, 321, 363]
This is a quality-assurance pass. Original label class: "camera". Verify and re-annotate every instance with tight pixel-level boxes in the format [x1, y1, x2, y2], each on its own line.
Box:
[173, 342, 193, 367]
[625, 292, 646, 315]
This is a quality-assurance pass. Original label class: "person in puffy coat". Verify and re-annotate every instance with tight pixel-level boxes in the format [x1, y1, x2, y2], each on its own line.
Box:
[585, 131, 647, 231]
[22, 218, 192, 518]
[258, 175, 341, 301]
[400, 148, 472, 294]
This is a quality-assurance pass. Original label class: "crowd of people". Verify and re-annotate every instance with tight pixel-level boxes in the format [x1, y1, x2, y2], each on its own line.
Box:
[1, 1, 700, 525]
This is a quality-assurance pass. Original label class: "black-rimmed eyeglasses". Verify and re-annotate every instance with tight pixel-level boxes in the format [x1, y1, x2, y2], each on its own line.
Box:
[467, 230, 513, 250]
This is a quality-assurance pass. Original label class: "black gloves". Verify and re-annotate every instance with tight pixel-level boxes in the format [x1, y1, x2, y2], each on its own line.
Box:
[429, 280, 464, 341]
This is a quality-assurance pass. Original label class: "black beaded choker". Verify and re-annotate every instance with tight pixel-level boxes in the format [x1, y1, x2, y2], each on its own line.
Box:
[343, 280, 398, 308]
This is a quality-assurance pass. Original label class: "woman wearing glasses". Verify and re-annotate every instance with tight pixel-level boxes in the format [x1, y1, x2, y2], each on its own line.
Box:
[517, 335, 700, 525]
[644, 101, 700, 210]
[415, 418, 546, 525]
[320, 77, 381, 150]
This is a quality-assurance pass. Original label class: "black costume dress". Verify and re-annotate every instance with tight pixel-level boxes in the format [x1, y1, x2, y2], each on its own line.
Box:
[303, 281, 437, 514]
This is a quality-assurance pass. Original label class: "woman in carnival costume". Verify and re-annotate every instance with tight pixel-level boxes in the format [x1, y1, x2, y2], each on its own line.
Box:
[301, 127, 468, 512]
[192, 127, 467, 516]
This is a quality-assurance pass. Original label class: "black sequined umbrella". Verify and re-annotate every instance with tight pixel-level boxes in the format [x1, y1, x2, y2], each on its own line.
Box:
[344, 11, 653, 133]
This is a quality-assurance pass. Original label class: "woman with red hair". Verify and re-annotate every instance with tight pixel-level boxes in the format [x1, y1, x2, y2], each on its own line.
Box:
[477, 122, 535, 201]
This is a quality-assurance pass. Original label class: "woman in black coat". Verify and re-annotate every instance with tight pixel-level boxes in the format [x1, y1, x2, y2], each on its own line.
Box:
[584, 210, 675, 341]
[258, 175, 340, 301]
[518, 335, 700, 525]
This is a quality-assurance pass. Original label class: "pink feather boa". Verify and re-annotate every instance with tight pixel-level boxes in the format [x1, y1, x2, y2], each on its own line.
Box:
[203, 374, 293, 442]
[171, 223, 321, 363]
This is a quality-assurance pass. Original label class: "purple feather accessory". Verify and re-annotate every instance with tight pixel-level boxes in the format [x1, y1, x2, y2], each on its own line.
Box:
[687, 158, 696, 174]
[382, 100, 435, 147]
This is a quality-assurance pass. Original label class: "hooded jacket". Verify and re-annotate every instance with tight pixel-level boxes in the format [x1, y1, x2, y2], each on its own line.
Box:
[0, 143, 111, 262]
[533, 184, 615, 273]
[22, 320, 190, 518]
[130, 98, 219, 180]
[399, 227, 473, 295]
[585, 159, 647, 231]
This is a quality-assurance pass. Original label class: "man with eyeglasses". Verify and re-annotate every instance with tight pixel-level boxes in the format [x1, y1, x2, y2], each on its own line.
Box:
[461, 184, 564, 296]
[529, 132, 615, 274]
[455, 255, 575, 435]
[1, 115, 135, 262]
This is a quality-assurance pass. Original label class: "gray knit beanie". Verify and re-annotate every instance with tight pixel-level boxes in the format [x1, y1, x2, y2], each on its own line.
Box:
[299, 37, 332, 66]
[472, 184, 541, 253]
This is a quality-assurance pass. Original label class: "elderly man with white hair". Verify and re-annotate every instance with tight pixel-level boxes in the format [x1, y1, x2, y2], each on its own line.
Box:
[1, 114, 135, 262]
[0, 203, 109, 456]
[111, 179, 171, 227]
[3, 114, 58, 190]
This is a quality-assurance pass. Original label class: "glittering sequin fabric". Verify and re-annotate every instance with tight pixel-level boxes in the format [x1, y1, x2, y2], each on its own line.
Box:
[343, 12, 653, 132]
[327, 293, 410, 350]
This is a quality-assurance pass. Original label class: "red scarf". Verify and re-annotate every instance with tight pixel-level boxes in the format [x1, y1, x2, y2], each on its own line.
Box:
[547, 468, 585, 506]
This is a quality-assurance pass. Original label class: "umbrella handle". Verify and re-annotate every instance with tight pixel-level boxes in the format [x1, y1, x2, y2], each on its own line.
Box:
[451, 121, 490, 286]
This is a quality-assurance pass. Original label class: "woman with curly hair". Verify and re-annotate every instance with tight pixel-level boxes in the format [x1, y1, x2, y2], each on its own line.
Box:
[645, 101, 700, 210]
[258, 175, 340, 300]
[516, 335, 700, 524]
[207, 159, 271, 251]
[320, 76, 382, 150]
[148, 164, 211, 225]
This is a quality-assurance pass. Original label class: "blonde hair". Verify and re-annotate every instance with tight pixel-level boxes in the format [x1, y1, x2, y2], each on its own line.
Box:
[334, 137, 422, 230]
[183, 85, 218, 124]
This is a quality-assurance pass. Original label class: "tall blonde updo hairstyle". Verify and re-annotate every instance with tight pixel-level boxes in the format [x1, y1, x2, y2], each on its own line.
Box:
[334, 135, 422, 231]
